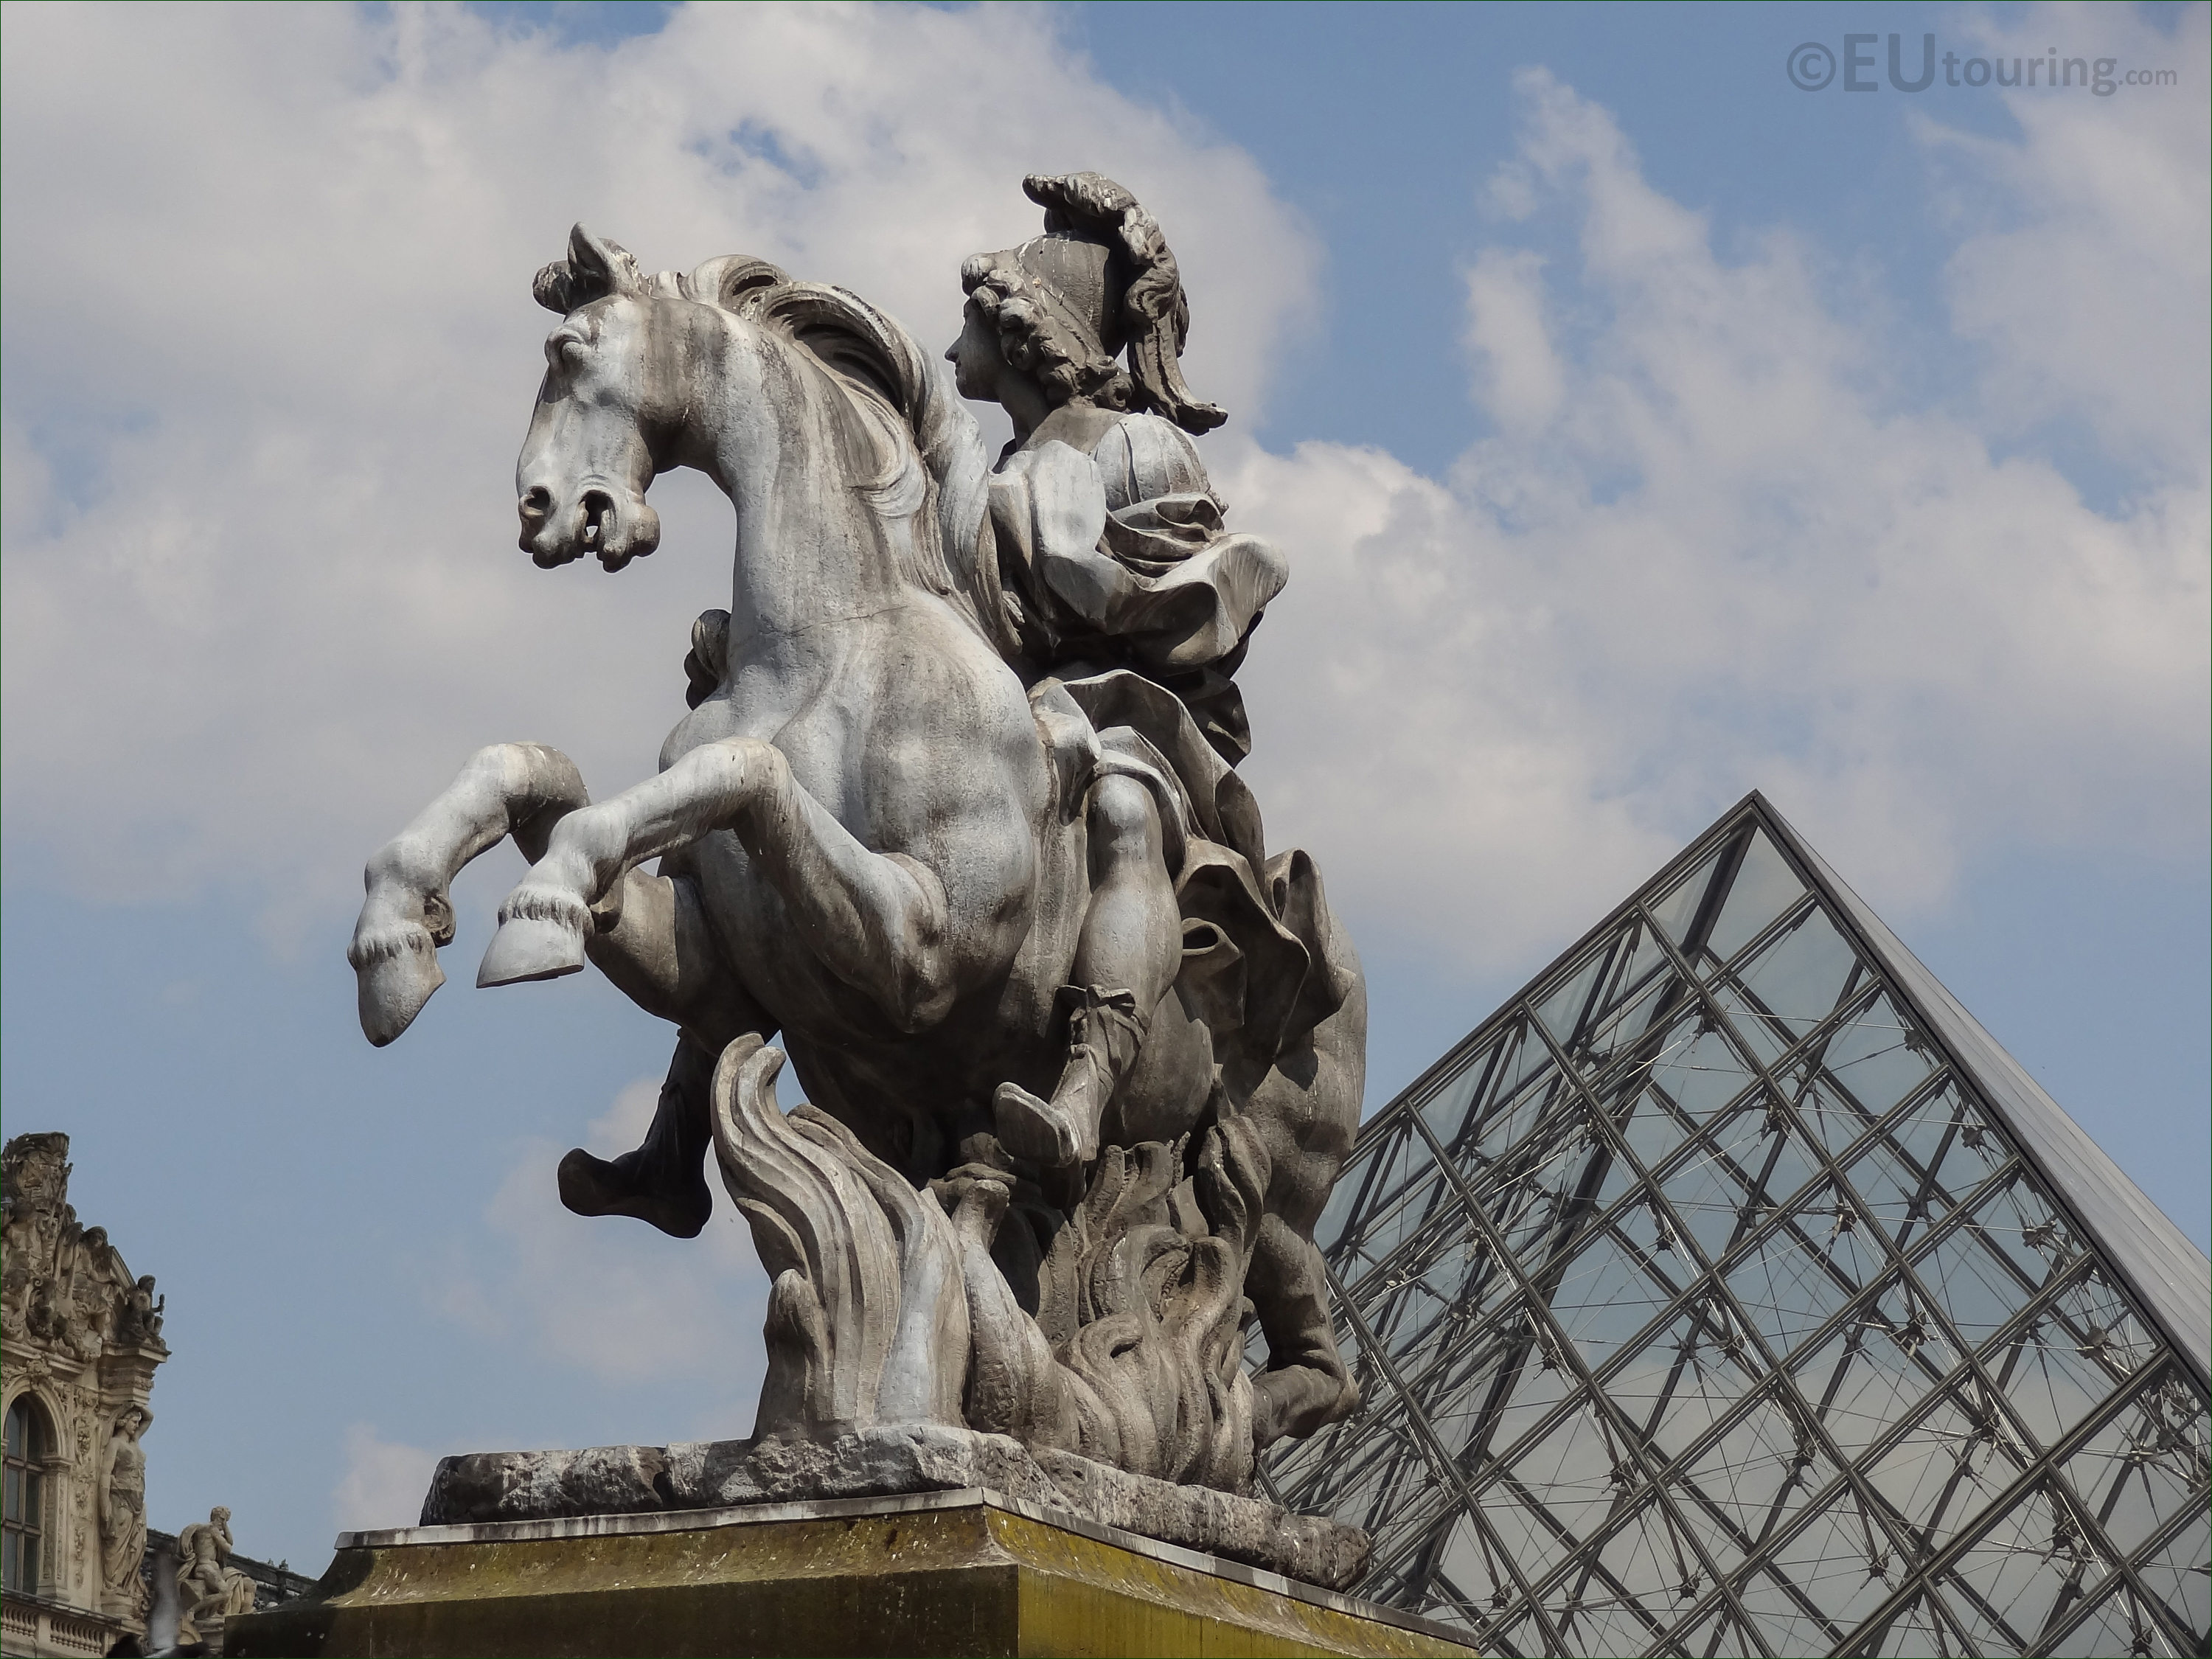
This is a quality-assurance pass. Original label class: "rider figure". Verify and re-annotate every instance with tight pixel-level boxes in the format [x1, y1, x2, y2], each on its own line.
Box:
[947, 173, 1282, 1175]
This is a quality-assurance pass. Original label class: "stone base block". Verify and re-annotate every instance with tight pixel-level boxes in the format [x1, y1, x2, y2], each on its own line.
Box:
[418, 1425, 1371, 1592]
[224, 1489, 1478, 1658]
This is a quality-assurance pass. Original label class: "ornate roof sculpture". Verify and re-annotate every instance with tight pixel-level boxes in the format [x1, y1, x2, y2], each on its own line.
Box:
[3, 1133, 169, 1653]
[1263, 793, 2211, 1657]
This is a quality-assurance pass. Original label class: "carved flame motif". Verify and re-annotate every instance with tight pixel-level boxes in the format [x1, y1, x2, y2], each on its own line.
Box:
[709, 1037, 1270, 1492]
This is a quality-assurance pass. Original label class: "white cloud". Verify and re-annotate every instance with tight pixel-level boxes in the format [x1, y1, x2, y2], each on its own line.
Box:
[332, 1423, 439, 1532]
[437, 1071, 770, 1428]
[3, 1, 2201, 991]
[1228, 61, 2207, 971]
[0, 1, 1313, 942]
[1932, 3, 2210, 481]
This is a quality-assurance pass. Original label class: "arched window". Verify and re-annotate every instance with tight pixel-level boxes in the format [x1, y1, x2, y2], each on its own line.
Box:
[3, 1396, 50, 1595]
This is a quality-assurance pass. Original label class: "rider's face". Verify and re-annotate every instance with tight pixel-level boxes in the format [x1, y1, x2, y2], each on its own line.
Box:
[945, 299, 1009, 403]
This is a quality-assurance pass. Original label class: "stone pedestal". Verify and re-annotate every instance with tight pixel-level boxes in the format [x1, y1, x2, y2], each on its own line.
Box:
[223, 1489, 1478, 1658]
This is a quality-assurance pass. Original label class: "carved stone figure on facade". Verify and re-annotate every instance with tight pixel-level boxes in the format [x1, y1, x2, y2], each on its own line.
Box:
[1, 1133, 168, 1642]
[174, 1506, 256, 1646]
[349, 173, 1367, 1577]
[97, 1407, 151, 1613]
[116, 1278, 164, 1347]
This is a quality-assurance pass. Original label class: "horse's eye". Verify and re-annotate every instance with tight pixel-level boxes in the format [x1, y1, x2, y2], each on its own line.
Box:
[546, 333, 588, 370]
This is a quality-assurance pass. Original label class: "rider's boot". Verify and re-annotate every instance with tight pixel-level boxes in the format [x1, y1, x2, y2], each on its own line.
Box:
[994, 986, 1150, 1176]
[558, 1036, 714, 1238]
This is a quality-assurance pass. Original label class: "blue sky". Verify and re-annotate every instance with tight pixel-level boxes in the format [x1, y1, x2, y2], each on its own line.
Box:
[3, 1, 2204, 1572]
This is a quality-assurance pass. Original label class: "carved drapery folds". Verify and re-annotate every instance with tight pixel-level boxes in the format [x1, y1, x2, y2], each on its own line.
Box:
[710, 1035, 1271, 1495]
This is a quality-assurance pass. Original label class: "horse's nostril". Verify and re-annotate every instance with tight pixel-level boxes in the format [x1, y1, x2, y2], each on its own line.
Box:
[520, 486, 553, 520]
[580, 490, 614, 547]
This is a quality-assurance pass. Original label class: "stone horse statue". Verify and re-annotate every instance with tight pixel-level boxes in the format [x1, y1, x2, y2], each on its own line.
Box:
[349, 188, 1363, 1485]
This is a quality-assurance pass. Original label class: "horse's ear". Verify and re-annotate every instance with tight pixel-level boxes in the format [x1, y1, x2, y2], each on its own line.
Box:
[686, 255, 791, 312]
[532, 223, 644, 313]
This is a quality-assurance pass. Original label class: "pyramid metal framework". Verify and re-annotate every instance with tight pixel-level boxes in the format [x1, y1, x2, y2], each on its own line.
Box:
[1262, 795, 2211, 1658]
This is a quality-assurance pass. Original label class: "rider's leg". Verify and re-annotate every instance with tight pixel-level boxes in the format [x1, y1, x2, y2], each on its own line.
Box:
[993, 773, 1181, 1171]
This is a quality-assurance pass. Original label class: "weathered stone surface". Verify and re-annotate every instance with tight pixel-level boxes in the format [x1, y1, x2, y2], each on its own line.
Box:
[347, 170, 1372, 1552]
[232, 1492, 1461, 1659]
[420, 1425, 1371, 1593]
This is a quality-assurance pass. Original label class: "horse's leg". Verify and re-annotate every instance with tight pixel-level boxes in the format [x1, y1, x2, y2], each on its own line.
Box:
[560, 846, 775, 1237]
[348, 742, 589, 1045]
[479, 735, 1015, 1034]
[557, 1031, 723, 1237]
[1243, 964, 1367, 1451]
[993, 773, 1181, 1171]
[1246, 1215, 1359, 1449]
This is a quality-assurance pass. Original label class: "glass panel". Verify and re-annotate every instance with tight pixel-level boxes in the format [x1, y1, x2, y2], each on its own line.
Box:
[1551, 1221, 1689, 1378]
[1701, 830, 1808, 967]
[1357, 1489, 1471, 1630]
[2056, 1373, 2210, 1558]
[1990, 1265, 2153, 1452]
[1654, 1093, 1826, 1279]
[1722, 1176, 1885, 1360]
[1863, 1588, 1975, 1658]
[1863, 1382, 2034, 1553]
[1790, 1279, 1947, 1461]
[1415, 1027, 1506, 1159]
[1418, 1508, 1528, 1628]
[1420, 1295, 1554, 1472]
[1882, 1088, 2008, 1221]
[1628, 1005, 1763, 1164]
[1725, 903, 1864, 1043]
[1281, 1393, 1439, 1537]
[1534, 945, 1612, 1053]
[1709, 975, 1795, 1068]
[1436, 1021, 1566, 1164]
[1491, 1607, 1552, 1659]
[1847, 1133, 1966, 1253]
[1478, 1397, 1641, 1586]
[1648, 1599, 1753, 1659]
[1942, 1479, 2100, 1653]
[1909, 1219, 2045, 1364]
[1739, 1486, 1901, 1654]
[1330, 1119, 1450, 1291]
[1573, 931, 1684, 1085]
[1604, 1298, 1765, 1473]
[1456, 1318, 1587, 1474]
[2037, 1576, 2183, 1658]
[1360, 1206, 1520, 1391]
[1801, 992, 1938, 1134]
[1647, 842, 1731, 948]
[1671, 1386, 1839, 1571]
[2131, 1509, 2209, 1654]
[1540, 1497, 1690, 1657]
[1967, 1164, 2087, 1288]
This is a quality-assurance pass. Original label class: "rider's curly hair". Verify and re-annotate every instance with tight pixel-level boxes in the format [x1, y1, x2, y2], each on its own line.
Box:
[959, 251, 1135, 414]
[960, 173, 1226, 434]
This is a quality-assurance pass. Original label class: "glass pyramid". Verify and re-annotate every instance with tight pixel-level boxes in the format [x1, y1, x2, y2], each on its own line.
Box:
[1263, 793, 2211, 1658]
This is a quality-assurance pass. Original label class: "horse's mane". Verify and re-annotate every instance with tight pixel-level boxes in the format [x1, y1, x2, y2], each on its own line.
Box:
[688, 258, 1001, 653]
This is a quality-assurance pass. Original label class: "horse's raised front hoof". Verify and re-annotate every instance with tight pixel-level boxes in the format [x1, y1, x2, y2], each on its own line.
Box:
[476, 914, 587, 987]
[349, 925, 446, 1046]
[557, 1147, 712, 1239]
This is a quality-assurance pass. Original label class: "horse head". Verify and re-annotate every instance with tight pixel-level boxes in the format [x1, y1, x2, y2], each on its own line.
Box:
[517, 226, 789, 572]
